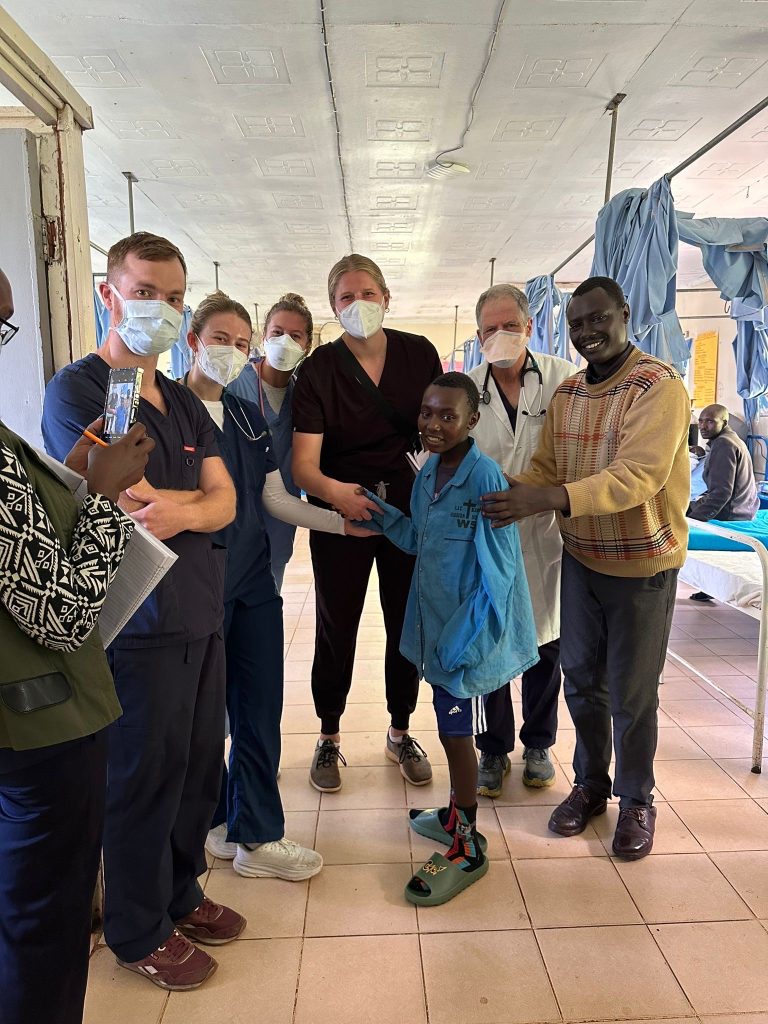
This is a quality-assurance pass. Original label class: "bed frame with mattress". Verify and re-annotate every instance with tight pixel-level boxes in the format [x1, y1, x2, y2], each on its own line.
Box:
[674, 518, 767, 773]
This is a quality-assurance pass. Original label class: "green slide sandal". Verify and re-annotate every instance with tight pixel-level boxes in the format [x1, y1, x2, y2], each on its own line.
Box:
[408, 808, 488, 853]
[404, 852, 489, 907]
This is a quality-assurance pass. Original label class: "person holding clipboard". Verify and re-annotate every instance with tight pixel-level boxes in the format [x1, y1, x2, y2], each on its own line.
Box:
[0, 267, 154, 1024]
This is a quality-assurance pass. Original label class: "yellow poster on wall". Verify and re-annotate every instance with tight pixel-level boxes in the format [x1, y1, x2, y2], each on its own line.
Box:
[692, 330, 719, 407]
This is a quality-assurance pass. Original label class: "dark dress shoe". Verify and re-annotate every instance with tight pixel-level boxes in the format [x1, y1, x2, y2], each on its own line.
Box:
[548, 785, 608, 837]
[612, 805, 657, 860]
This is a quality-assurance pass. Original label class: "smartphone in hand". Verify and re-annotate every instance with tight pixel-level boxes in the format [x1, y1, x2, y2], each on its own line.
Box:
[103, 367, 143, 443]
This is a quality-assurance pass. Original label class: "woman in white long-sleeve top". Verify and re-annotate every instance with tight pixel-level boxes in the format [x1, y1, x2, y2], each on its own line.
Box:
[182, 291, 371, 881]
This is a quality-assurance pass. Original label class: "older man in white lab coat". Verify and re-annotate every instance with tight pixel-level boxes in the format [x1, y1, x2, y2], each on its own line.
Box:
[468, 283, 576, 797]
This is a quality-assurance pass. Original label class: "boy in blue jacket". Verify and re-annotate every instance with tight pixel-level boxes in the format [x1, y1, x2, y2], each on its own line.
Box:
[357, 373, 538, 905]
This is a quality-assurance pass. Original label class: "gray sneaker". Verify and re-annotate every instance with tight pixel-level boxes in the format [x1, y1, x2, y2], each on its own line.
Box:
[477, 752, 511, 798]
[385, 733, 433, 785]
[523, 747, 556, 788]
[309, 739, 346, 793]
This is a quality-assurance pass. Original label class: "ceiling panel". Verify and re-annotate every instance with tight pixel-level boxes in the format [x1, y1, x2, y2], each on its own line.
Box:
[1, 0, 766, 321]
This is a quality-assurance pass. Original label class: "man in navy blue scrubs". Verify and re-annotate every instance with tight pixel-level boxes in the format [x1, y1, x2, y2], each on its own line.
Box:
[42, 232, 243, 992]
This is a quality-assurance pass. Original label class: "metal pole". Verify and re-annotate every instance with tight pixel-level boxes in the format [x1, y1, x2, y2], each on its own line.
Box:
[254, 303, 260, 333]
[213, 262, 220, 290]
[667, 94, 768, 180]
[453, 305, 459, 348]
[551, 235, 596, 277]
[122, 171, 137, 233]
[489, 257, 496, 286]
[90, 241, 108, 257]
[551, 94, 768, 279]
[604, 93, 626, 205]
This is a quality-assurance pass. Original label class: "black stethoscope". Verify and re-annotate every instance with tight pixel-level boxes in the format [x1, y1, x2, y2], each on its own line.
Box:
[481, 350, 545, 418]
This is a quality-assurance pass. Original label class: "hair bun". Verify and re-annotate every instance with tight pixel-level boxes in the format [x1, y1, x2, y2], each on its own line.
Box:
[280, 292, 307, 307]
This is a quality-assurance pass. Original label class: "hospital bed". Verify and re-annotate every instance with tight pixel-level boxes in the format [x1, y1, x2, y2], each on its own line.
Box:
[674, 516, 768, 773]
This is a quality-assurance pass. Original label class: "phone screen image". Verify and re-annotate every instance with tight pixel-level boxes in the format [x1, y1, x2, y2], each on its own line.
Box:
[103, 368, 142, 442]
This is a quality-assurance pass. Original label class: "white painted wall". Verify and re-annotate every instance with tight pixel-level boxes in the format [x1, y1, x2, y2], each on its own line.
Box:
[0, 127, 52, 448]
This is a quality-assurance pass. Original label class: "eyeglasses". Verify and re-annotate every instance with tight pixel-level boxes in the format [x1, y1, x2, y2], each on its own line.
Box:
[0, 317, 19, 347]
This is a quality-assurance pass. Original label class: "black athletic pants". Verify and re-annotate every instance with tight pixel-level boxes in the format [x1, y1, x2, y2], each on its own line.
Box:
[309, 531, 419, 735]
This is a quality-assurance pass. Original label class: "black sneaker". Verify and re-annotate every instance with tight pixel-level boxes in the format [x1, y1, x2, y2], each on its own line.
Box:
[309, 739, 346, 793]
[522, 747, 556, 788]
[477, 752, 511, 798]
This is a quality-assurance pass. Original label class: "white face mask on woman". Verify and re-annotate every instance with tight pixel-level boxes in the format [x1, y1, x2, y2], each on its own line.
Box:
[338, 299, 385, 340]
[195, 338, 248, 387]
[264, 334, 306, 372]
[480, 330, 527, 368]
[110, 285, 183, 356]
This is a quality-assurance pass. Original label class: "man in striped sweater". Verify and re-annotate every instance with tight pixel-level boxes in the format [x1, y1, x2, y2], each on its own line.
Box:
[481, 276, 690, 859]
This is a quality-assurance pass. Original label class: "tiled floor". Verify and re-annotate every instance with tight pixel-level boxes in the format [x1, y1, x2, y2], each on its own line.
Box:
[85, 534, 768, 1024]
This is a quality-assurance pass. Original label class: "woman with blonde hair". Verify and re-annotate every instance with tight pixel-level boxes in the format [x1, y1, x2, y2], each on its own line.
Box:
[228, 292, 313, 591]
[182, 291, 371, 879]
[292, 254, 443, 793]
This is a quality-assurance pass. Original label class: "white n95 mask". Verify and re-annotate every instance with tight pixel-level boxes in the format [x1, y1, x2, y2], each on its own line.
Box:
[110, 285, 183, 357]
[338, 299, 385, 340]
[264, 335, 306, 372]
[480, 330, 527, 367]
[196, 340, 248, 387]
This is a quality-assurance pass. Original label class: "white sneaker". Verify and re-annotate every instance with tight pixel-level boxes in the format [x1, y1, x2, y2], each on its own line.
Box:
[205, 824, 237, 861]
[233, 838, 323, 881]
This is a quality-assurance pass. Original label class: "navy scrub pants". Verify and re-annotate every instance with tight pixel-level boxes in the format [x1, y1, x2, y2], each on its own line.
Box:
[103, 632, 225, 963]
[211, 593, 285, 844]
[0, 731, 107, 1024]
[476, 639, 562, 756]
[560, 550, 678, 808]
[309, 531, 419, 735]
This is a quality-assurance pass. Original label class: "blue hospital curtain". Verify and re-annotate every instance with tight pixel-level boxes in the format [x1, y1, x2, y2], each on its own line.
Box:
[555, 290, 572, 362]
[591, 176, 689, 373]
[463, 335, 483, 372]
[526, 278, 573, 362]
[170, 306, 194, 379]
[676, 213, 768, 423]
[94, 285, 110, 347]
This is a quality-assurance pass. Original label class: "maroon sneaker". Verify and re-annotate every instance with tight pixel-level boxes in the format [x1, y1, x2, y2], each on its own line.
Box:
[175, 895, 246, 945]
[117, 929, 217, 990]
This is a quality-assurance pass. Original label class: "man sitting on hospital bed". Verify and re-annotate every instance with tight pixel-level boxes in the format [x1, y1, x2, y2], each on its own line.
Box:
[689, 403, 759, 601]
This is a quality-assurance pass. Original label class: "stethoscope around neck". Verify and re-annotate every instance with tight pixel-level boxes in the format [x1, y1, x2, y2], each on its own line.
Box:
[481, 349, 545, 418]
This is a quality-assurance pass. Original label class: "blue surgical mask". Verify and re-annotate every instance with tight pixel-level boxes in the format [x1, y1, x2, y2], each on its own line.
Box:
[110, 285, 183, 356]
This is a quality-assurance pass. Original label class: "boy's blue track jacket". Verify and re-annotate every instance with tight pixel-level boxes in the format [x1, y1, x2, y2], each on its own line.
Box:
[362, 440, 539, 699]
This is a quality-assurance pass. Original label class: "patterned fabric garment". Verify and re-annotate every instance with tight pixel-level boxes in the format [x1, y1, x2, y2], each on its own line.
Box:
[516, 346, 691, 578]
[0, 443, 134, 652]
